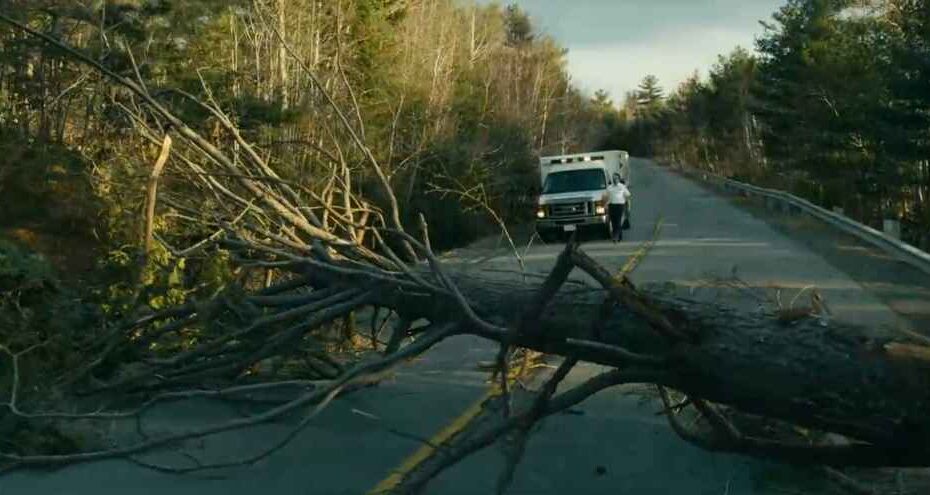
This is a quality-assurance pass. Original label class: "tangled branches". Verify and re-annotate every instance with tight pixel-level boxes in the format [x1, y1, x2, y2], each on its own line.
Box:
[3, 11, 930, 495]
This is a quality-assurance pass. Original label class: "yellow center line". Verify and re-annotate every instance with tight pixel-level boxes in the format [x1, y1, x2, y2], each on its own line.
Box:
[369, 221, 664, 493]
[618, 217, 665, 278]
[367, 383, 506, 494]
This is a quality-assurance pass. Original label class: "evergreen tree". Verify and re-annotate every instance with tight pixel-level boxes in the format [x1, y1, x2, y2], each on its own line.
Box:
[504, 4, 534, 47]
[635, 74, 664, 114]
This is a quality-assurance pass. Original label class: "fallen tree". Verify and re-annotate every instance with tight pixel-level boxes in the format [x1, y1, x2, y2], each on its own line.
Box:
[1, 10, 930, 494]
[254, 239, 930, 466]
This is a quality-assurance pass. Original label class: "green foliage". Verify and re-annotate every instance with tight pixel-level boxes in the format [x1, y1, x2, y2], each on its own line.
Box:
[636, 75, 664, 110]
[505, 5, 534, 47]
[0, 0, 608, 396]
[0, 240, 55, 293]
[0, 240, 90, 454]
[753, 0, 882, 177]
[611, 0, 930, 249]
[0, 240, 101, 395]
[0, 137, 98, 233]
[417, 119, 538, 250]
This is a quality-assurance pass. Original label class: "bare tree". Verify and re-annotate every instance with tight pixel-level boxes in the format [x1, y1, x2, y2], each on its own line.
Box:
[2, 9, 930, 495]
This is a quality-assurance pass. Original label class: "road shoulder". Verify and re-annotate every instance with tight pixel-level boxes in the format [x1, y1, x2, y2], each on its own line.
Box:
[668, 165, 930, 341]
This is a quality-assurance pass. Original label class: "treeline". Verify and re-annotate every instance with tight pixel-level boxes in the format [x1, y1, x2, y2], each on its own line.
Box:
[0, 0, 615, 395]
[0, 0, 610, 263]
[607, 0, 930, 250]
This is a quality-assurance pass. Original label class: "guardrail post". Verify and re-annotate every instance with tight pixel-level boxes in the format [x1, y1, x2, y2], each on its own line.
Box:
[833, 207, 844, 216]
[883, 219, 901, 240]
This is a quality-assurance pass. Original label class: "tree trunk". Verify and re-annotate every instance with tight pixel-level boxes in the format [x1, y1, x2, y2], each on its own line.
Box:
[305, 260, 930, 465]
[278, 0, 289, 109]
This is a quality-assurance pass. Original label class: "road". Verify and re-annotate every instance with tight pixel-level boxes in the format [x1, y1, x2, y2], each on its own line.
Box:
[5, 159, 924, 494]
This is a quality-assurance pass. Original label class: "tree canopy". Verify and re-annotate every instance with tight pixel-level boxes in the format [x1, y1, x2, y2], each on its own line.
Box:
[610, 0, 930, 250]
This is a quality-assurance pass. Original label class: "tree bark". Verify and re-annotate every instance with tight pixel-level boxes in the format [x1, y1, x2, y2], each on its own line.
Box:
[142, 134, 172, 257]
[305, 260, 930, 465]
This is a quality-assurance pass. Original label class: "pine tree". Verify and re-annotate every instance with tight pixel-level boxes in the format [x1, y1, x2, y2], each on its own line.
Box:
[635, 74, 664, 112]
[504, 5, 534, 47]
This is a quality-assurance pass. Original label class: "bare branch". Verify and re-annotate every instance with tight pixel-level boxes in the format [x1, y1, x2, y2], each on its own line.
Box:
[570, 249, 692, 343]
[395, 368, 671, 493]
[2, 324, 458, 470]
[142, 134, 172, 256]
[254, 3, 417, 261]
[428, 181, 527, 279]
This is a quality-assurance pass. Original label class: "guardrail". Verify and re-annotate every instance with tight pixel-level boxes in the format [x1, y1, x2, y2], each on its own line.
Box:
[672, 165, 930, 277]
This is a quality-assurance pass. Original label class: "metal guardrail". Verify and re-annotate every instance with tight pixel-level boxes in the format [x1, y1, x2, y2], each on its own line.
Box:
[674, 165, 930, 277]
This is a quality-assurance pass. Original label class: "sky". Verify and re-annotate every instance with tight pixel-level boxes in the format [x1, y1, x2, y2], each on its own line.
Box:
[474, 0, 785, 103]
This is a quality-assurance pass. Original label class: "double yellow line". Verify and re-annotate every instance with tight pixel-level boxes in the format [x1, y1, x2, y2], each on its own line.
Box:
[369, 220, 664, 493]
[367, 383, 507, 494]
[618, 217, 664, 278]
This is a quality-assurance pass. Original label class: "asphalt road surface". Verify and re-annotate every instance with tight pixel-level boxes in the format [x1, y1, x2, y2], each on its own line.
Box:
[5, 159, 924, 494]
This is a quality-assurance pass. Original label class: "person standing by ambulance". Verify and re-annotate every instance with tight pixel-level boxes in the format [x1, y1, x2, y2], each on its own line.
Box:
[608, 174, 631, 242]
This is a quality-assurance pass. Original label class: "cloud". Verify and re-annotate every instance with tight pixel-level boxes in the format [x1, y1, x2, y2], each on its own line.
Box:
[565, 26, 758, 99]
[475, 0, 783, 100]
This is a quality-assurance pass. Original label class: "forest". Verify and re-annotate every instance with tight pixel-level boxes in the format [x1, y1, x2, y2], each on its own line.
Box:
[2, 0, 930, 493]
[0, 0, 609, 472]
[0, 0, 606, 411]
[609, 0, 930, 250]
